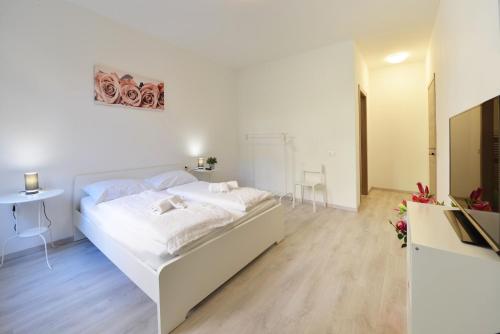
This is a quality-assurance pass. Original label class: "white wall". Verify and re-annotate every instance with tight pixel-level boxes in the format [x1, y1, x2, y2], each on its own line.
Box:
[237, 41, 365, 210]
[354, 44, 370, 205]
[0, 0, 239, 255]
[368, 62, 428, 192]
[425, 0, 500, 202]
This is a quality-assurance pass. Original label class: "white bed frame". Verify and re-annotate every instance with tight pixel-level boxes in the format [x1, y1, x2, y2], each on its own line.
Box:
[72, 164, 284, 333]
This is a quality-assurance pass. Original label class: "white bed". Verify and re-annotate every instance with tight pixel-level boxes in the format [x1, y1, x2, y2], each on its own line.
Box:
[80, 194, 278, 270]
[72, 164, 284, 334]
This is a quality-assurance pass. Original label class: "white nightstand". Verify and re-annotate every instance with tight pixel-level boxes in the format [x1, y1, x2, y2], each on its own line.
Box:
[190, 168, 216, 182]
[0, 189, 64, 269]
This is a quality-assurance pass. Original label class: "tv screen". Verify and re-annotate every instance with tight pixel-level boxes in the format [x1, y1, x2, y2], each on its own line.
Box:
[449, 95, 500, 253]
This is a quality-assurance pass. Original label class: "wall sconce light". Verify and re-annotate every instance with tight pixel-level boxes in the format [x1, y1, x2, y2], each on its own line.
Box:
[24, 172, 39, 194]
[197, 157, 205, 169]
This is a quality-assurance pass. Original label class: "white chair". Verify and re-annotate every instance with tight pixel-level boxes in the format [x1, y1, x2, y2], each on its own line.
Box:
[292, 167, 327, 212]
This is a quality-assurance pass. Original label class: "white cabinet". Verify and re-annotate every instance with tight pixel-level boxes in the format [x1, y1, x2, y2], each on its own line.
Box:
[407, 202, 500, 334]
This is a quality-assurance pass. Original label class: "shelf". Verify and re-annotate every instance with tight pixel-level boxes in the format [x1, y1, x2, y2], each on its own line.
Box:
[190, 169, 215, 173]
[0, 189, 64, 205]
[18, 227, 49, 238]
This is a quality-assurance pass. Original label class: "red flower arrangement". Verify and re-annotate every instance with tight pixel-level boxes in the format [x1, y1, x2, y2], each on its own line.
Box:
[389, 219, 408, 246]
[389, 184, 493, 248]
[412, 183, 433, 203]
[389, 182, 442, 248]
[466, 187, 492, 211]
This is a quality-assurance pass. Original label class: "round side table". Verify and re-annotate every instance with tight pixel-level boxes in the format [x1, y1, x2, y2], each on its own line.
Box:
[0, 189, 64, 270]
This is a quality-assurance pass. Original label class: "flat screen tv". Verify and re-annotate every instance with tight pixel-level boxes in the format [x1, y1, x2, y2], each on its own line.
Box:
[449, 95, 500, 255]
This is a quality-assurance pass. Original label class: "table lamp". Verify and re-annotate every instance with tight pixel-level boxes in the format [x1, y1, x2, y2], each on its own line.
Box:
[24, 172, 39, 194]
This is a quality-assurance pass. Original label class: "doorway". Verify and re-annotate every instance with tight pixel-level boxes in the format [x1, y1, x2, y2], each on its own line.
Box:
[428, 74, 437, 194]
[359, 86, 368, 195]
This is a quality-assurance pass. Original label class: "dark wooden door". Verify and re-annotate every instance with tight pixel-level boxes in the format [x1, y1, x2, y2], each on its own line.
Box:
[360, 87, 368, 195]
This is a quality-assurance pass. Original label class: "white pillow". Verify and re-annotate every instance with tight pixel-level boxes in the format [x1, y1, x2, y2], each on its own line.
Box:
[146, 170, 198, 190]
[83, 179, 149, 204]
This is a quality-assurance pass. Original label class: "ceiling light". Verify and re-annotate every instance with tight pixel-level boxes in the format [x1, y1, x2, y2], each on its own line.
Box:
[385, 52, 409, 64]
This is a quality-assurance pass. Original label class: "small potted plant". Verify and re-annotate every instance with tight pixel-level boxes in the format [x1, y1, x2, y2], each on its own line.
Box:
[206, 157, 217, 170]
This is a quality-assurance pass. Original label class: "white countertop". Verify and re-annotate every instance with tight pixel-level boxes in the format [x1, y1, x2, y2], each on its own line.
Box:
[408, 201, 500, 262]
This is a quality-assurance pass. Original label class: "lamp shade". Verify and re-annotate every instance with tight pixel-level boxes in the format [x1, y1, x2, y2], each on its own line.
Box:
[24, 172, 39, 194]
[197, 157, 205, 169]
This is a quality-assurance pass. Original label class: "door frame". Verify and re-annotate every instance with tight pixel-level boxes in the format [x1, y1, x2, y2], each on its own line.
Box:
[359, 85, 368, 196]
[428, 73, 437, 194]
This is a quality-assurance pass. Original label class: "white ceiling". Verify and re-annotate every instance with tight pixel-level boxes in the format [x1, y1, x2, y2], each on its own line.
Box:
[67, 0, 439, 69]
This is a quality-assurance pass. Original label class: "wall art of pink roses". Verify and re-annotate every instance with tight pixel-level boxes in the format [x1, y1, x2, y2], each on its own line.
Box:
[94, 65, 165, 111]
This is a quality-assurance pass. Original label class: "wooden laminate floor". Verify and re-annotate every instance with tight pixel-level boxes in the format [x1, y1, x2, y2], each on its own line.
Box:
[0, 189, 407, 334]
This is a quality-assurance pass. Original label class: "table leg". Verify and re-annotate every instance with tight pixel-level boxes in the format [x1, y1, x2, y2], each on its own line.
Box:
[40, 201, 55, 248]
[38, 201, 53, 268]
[312, 185, 316, 213]
[0, 235, 18, 268]
[38, 234, 52, 270]
[38, 201, 42, 230]
[48, 229, 55, 248]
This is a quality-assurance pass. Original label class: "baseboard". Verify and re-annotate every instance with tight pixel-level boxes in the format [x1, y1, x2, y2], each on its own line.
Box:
[3, 236, 74, 262]
[329, 203, 359, 212]
[294, 198, 359, 212]
[370, 186, 413, 194]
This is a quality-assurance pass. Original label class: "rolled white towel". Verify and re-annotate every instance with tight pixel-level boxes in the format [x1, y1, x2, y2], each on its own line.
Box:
[208, 182, 230, 193]
[169, 195, 187, 209]
[226, 180, 239, 190]
[151, 198, 173, 215]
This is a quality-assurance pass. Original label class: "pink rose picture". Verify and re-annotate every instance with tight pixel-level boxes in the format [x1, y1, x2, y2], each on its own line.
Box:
[140, 83, 160, 109]
[94, 65, 165, 111]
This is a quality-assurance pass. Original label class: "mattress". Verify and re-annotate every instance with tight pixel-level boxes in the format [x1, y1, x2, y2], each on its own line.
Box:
[167, 181, 273, 212]
[80, 194, 277, 271]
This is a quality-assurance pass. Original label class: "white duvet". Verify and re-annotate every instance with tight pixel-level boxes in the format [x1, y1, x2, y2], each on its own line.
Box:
[91, 190, 236, 256]
[167, 181, 272, 212]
